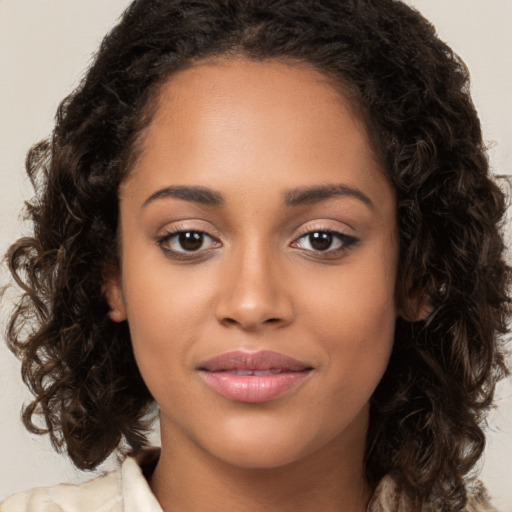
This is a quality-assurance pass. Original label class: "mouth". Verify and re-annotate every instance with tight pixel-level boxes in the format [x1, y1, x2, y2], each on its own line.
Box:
[198, 350, 314, 403]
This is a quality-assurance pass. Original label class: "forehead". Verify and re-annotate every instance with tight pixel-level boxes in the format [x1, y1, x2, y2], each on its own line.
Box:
[153, 57, 357, 119]
[122, 57, 390, 210]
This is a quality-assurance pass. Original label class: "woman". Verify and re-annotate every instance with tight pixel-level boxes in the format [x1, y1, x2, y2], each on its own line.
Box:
[2, 1, 510, 511]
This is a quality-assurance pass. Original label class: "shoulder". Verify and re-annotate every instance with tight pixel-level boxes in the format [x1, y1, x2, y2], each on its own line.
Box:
[368, 475, 499, 512]
[0, 448, 162, 512]
[0, 471, 122, 512]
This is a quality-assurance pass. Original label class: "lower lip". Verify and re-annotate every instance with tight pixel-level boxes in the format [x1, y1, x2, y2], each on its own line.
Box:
[200, 371, 312, 403]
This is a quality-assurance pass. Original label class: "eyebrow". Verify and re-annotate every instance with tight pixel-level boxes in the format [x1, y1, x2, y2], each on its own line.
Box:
[142, 183, 374, 210]
[285, 184, 374, 210]
[143, 185, 225, 208]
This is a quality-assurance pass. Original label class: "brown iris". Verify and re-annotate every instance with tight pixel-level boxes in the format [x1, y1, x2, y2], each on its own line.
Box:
[309, 232, 333, 251]
[179, 232, 204, 251]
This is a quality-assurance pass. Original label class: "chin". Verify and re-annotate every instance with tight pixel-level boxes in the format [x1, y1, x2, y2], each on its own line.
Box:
[210, 438, 314, 470]
[195, 414, 347, 470]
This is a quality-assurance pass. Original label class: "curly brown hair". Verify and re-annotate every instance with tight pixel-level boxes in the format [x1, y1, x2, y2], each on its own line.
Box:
[5, 0, 510, 510]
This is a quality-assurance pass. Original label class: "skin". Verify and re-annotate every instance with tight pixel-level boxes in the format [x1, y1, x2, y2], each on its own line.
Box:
[106, 57, 399, 512]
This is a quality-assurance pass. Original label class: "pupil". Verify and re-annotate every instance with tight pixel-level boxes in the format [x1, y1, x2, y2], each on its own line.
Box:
[310, 232, 332, 251]
[179, 232, 203, 251]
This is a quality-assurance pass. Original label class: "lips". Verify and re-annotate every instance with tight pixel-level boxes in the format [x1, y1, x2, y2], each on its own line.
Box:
[198, 350, 313, 403]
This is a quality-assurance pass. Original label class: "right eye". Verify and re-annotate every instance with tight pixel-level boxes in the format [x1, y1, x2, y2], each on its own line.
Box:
[157, 230, 221, 257]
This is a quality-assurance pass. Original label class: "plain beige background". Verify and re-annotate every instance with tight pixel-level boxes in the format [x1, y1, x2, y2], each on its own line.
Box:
[1, 0, 511, 509]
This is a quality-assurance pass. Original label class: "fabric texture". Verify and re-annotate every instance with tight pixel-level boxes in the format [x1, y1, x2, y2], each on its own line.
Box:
[0, 448, 497, 512]
[0, 450, 162, 512]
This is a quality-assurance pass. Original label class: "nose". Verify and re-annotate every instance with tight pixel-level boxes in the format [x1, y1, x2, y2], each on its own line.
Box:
[215, 245, 295, 331]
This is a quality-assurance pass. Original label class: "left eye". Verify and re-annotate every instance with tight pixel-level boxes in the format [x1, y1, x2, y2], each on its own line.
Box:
[158, 231, 219, 253]
[293, 231, 356, 253]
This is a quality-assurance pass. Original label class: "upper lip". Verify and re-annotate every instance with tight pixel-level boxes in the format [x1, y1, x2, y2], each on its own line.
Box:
[198, 350, 312, 372]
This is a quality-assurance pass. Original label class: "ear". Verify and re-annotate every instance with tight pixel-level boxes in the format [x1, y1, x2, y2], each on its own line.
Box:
[103, 266, 127, 322]
[397, 287, 432, 323]
[408, 298, 432, 322]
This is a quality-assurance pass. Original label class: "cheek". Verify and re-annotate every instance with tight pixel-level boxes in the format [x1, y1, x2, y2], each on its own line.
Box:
[300, 244, 397, 385]
[121, 231, 217, 331]
[301, 278, 395, 437]
[120, 256, 215, 387]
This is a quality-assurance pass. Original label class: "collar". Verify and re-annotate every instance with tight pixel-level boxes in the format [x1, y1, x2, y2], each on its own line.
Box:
[121, 448, 163, 512]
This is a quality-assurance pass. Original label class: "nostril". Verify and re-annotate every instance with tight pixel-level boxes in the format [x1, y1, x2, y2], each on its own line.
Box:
[220, 316, 282, 329]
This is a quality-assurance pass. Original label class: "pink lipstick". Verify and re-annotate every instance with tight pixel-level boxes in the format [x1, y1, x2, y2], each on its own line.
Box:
[198, 350, 313, 403]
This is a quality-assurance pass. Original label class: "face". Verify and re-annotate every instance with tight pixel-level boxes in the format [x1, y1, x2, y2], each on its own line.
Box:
[107, 58, 399, 470]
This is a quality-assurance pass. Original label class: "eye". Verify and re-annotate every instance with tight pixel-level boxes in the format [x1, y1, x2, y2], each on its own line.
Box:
[157, 230, 220, 255]
[292, 230, 358, 255]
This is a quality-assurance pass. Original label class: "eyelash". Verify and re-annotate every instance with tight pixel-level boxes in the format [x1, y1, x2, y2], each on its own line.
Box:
[156, 227, 221, 260]
[291, 229, 359, 258]
[155, 226, 359, 261]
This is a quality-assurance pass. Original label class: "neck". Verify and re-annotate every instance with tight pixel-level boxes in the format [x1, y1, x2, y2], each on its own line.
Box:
[150, 416, 372, 512]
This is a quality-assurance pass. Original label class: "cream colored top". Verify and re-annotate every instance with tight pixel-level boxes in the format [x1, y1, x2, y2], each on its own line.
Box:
[0, 449, 496, 512]
[0, 453, 162, 512]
